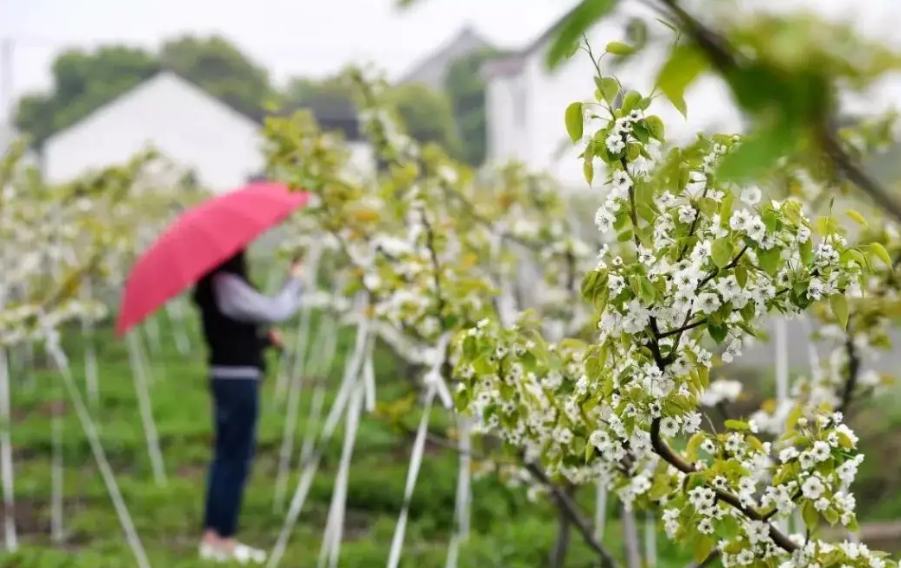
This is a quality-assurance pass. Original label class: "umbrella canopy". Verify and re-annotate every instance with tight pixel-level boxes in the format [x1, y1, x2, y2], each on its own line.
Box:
[115, 182, 309, 337]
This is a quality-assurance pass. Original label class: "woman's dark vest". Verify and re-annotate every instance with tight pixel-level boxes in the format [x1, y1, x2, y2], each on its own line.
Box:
[194, 274, 267, 371]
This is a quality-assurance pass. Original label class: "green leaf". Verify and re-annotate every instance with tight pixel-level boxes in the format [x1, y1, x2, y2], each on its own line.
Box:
[583, 156, 594, 185]
[801, 501, 819, 530]
[655, 44, 707, 118]
[846, 210, 869, 226]
[605, 41, 634, 55]
[626, 142, 641, 161]
[621, 91, 642, 113]
[869, 242, 892, 268]
[815, 216, 840, 236]
[708, 322, 727, 344]
[599, 77, 620, 106]
[830, 294, 849, 330]
[644, 115, 665, 140]
[545, 0, 621, 69]
[724, 419, 750, 431]
[735, 265, 748, 287]
[711, 238, 733, 269]
[718, 122, 797, 183]
[758, 247, 782, 276]
[639, 276, 657, 304]
[786, 405, 803, 431]
[693, 536, 716, 564]
[565, 102, 584, 143]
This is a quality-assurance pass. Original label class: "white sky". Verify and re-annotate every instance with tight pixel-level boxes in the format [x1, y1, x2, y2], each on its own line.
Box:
[3, 0, 901, 120]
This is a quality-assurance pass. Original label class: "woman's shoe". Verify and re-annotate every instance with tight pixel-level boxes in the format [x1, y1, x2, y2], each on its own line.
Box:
[231, 543, 267, 565]
[199, 542, 228, 562]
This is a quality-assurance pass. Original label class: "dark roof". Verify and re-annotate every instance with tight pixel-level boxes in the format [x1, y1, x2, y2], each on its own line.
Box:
[398, 25, 496, 87]
[165, 69, 365, 141]
[480, 4, 583, 79]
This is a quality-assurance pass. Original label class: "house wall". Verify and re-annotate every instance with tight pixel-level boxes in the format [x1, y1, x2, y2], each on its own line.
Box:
[485, 1, 744, 192]
[43, 73, 265, 194]
[484, 72, 533, 166]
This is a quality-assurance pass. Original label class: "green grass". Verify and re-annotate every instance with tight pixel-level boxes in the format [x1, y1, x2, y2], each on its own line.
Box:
[0, 314, 693, 568]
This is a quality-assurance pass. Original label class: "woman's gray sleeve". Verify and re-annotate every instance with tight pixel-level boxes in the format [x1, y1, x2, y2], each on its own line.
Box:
[212, 273, 303, 324]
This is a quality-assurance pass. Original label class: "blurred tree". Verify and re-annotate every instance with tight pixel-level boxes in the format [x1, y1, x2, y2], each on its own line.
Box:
[280, 76, 356, 118]
[389, 83, 461, 155]
[159, 35, 272, 119]
[280, 76, 460, 154]
[15, 46, 160, 146]
[14, 35, 272, 147]
[444, 47, 500, 166]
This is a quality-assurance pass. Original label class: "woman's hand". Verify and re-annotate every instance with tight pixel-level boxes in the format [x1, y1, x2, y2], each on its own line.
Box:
[267, 329, 284, 349]
[289, 259, 304, 280]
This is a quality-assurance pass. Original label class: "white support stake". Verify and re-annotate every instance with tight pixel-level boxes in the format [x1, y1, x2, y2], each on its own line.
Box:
[594, 483, 608, 542]
[266, 317, 369, 568]
[774, 317, 790, 535]
[46, 338, 152, 568]
[0, 347, 17, 551]
[51, 398, 63, 543]
[297, 317, 338, 468]
[165, 300, 192, 356]
[445, 416, 472, 568]
[644, 510, 657, 567]
[126, 333, 167, 486]
[319, 382, 364, 568]
[387, 383, 438, 568]
[272, 303, 316, 513]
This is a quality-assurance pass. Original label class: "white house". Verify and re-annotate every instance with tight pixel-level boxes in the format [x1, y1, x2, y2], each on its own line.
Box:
[481, 1, 745, 192]
[41, 70, 376, 194]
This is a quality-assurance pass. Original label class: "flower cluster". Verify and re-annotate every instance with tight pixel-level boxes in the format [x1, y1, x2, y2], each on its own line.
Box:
[453, 72, 894, 567]
[0, 143, 205, 347]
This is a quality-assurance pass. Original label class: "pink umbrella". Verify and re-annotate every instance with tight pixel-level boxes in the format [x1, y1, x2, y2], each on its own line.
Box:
[115, 182, 309, 337]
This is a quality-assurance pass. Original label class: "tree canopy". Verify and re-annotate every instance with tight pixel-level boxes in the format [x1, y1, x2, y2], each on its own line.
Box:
[14, 35, 272, 147]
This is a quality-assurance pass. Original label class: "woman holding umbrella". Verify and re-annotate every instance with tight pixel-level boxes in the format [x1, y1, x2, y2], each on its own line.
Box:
[194, 248, 304, 564]
[115, 182, 310, 563]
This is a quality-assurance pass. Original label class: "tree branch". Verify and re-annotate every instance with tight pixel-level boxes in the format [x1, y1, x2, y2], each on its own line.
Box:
[650, 418, 799, 553]
[524, 462, 619, 568]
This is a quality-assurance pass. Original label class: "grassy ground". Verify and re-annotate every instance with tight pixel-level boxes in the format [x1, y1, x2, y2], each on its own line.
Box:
[0, 313, 693, 568]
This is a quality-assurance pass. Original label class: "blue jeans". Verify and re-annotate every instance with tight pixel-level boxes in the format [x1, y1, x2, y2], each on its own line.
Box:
[203, 378, 259, 538]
